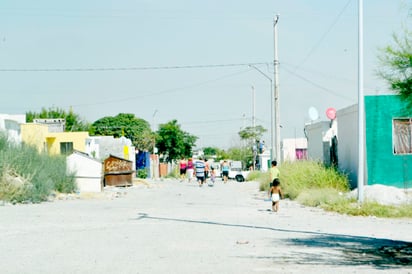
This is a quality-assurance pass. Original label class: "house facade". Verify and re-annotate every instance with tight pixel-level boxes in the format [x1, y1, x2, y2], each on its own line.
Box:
[365, 95, 412, 188]
[85, 136, 136, 169]
[335, 104, 359, 188]
[0, 114, 26, 144]
[306, 95, 412, 189]
[21, 123, 89, 155]
[304, 120, 336, 165]
[282, 138, 308, 162]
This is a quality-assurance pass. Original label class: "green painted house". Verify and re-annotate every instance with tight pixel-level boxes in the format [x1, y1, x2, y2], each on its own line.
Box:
[365, 95, 412, 188]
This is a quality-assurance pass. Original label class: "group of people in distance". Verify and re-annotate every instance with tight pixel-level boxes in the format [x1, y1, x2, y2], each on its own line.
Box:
[179, 157, 284, 212]
[179, 157, 216, 187]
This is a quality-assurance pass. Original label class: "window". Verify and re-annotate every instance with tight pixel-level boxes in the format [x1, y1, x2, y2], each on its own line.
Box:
[60, 142, 73, 155]
[295, 149, 307, 160]
[393, 118, 412, 154]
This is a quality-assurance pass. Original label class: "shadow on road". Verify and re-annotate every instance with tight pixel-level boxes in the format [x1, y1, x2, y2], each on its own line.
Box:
[134, 212, 412, 270]
[277, 235, 412, 270]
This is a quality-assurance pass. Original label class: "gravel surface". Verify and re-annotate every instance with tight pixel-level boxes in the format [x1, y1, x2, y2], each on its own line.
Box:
[1, 179, 411, 274]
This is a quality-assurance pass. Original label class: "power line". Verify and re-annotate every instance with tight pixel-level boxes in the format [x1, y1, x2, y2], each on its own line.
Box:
[67, 67, 253, 108]
[282, 61, 354, 84]
[291, 0, 353, 73]
[0, 62, 270, 72]
[282, 65, 355, 102]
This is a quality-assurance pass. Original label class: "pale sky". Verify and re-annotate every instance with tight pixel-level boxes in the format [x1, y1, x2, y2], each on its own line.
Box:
[0, 0, 410, 149]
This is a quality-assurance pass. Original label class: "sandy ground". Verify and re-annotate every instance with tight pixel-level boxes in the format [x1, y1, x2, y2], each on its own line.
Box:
[1, 179, 412, 274]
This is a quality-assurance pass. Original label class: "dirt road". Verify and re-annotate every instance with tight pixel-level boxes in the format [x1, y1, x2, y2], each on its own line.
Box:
[1, 179, 411, 273]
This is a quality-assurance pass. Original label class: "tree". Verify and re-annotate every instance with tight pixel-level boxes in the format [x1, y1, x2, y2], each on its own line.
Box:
[156, 120, 197, 163]
[26, 107, 90, 131]
[378, 29, 412, 106]
[91, 113, 152, 151]
[238, 125, 267, 141]
[226, 146, 253, 169]
[238, 125, 267, 170]
[203, 147, 219, 158]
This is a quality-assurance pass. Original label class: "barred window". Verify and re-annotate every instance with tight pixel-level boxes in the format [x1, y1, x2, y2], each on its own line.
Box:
[60, 142, 73, 155]
[393, 118, 412, 154]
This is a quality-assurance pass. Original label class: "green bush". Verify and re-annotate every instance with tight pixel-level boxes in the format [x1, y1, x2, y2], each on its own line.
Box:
[0, 165, 32, 203]
[322, 200, 412, 218]
[278, 161, 349, 199]
[137, 168, 148, 179]
[246, 170, 261, 182]
[0, 135, 76, 203]
[296, 188, 349, 207]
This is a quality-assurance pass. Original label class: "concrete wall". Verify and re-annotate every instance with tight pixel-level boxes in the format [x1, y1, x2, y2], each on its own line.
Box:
[304, 121, 330, 162]
[67, 151, 103, 193]
[85, 136, 136, 168]
[0, 114, 26, 129]
[0, 114, 26, 144]
[258, 150, 271, 172]
[365, 95, 412, 188]
[282, 138, 308, 162]
[336, 104, 359, 188]
[21, 123, 49, 152]
[85, 136, 136, 162]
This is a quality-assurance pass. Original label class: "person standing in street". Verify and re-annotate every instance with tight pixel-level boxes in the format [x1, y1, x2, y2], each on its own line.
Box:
[179, 157, 187, 182]
[210, 167, 216, 185]
[195, 157, 206, 187]
[186, 158, 194, 183]
[268, 160, 280, 197]
[221, 160, 230, 183]
[269, 160, 280, 188]
[204, 159, 210, 184]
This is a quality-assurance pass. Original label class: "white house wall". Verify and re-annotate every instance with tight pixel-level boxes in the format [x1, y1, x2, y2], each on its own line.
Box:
[282, 138, 308, 162]
[67, 151, 103, 193]
[85, 136, 136, 168]
[258, 150, 271, 171]
[336, 104, 359, 188]
[0, 114, 26, 144]
[305, 121, 330, 162]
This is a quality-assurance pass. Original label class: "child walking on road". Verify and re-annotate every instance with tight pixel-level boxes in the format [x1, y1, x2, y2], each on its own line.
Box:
[209, 167, 216, 186]
[269, 178, 283, 212]
[210, 167, 215, 183]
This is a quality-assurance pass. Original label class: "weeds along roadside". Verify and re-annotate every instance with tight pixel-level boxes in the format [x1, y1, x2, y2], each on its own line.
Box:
[254, 160, 412, 219]
[0, 133, 76, 204]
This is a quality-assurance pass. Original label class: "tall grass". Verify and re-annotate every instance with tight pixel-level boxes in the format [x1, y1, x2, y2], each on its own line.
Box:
[257, 160, 412, 218]
[0, 133, 76, 203]
[259, 160, 349, 198]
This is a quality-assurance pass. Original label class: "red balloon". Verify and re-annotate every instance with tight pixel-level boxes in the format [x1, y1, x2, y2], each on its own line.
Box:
[326, 107, 336, 120]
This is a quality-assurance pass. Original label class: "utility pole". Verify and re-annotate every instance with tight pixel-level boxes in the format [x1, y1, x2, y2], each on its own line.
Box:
[152, 109, 158, 155]
[273, 14, 281, 163]
[252, 86, 256, 170]
[248, 64, 274, 162]
[357, 0, 365, 202]
[252, 85, 256, 130]
[152, 109, 158, 180]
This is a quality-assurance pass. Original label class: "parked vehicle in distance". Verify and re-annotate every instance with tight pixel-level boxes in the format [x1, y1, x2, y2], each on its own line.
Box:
[225, 160, 249, 182]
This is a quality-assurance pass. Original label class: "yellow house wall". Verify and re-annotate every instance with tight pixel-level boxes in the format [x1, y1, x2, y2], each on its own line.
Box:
[46, 132, 89, 155]
[20, 123, 49, 153]
[21, 123, 89, 155]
